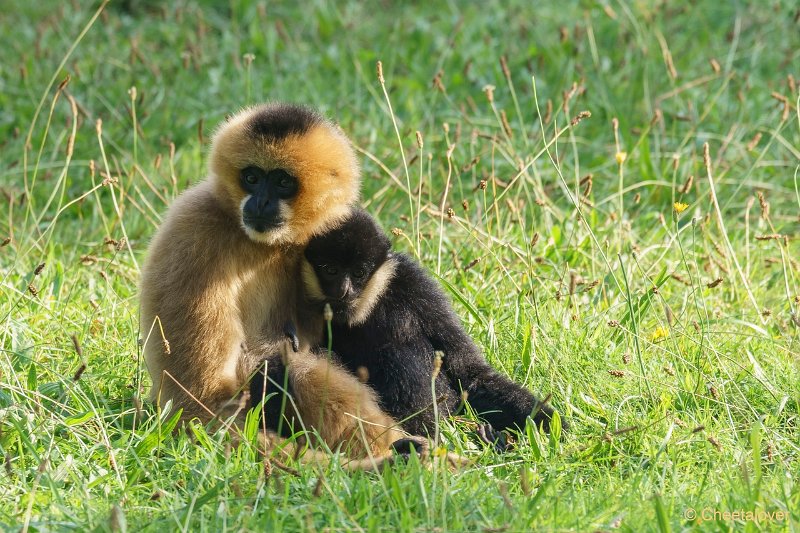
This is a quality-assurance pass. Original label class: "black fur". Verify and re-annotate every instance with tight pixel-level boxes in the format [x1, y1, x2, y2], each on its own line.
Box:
[246, 103, 321, 141]
[249, 356, 295, 437]
[303, 209, 560, 437]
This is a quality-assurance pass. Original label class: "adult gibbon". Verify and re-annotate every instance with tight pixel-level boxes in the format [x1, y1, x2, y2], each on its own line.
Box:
[295, 208, 561, 438]
[139, 103, 410, 459]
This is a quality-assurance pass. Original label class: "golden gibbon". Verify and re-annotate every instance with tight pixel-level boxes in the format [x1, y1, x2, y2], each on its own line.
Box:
[139, 103, 413, 461]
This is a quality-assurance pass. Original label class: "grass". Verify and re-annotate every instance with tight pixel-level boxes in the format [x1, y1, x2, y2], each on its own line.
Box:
[1, 0, 799, 530]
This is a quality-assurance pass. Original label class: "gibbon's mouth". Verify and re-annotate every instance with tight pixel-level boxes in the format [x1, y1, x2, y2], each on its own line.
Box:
[243, 216, 284, 233]
[324, 300, 353, 322]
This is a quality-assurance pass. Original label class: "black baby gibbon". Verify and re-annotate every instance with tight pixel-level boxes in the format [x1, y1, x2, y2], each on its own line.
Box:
[298, 208, 561, 438]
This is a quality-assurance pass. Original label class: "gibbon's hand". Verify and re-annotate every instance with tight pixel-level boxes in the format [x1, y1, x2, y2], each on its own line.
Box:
[283, 321, 300, 353]
[476, 423, 511, 453]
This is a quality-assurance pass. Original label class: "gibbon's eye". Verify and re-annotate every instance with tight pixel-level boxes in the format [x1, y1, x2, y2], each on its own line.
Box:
[241, 168, 260, 186]
[323, 265, 338, 277]
[272, 169, 297, 190]
[352, 267, 366, 279]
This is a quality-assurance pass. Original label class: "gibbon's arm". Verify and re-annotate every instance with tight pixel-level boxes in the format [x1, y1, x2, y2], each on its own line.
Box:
[140, 182, 253, 419]
[415, 276, 557, 432]
[428, 313, 556, 432]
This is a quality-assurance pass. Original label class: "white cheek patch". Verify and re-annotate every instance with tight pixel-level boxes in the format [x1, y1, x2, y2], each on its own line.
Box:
[301, 258, 325, 300]
[239, 195, 252, 217]
[349, 257, 397, 327]
[278, 203, 293, 235]
[240, 196, 295, 245]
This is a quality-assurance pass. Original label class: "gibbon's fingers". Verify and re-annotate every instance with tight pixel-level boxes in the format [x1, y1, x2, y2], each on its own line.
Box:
[389, 437, 471, 471]
[336, 443, 471, 472]
[283, 321, 300, 353]
[254, 420, 420, 473]
[476, 423, 511, 453]
[442, 451, 472, 470]
[255, 426, 470, 473]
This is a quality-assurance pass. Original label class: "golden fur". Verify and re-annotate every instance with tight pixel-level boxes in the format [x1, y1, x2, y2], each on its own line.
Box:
[249, 349, 404, 458]
[140, 103, 406, 459]
[209, 106, 359, 245]
[300, 258, 326, 300]
[348, 257, 397, 326]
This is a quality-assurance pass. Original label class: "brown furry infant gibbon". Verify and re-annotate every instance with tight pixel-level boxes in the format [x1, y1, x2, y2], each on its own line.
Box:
[140, 103, 421, 464]
[250, 208, 562, 448]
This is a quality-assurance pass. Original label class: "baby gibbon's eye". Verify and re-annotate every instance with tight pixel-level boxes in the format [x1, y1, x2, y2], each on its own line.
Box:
[352, 267, 366, 279]
[323, 265, 338, 276]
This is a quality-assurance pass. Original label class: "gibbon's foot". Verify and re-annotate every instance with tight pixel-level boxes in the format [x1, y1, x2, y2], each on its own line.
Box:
[476, 423, 511, 453]
[390, 436, 429, 459]
[388, 436, 470, 470]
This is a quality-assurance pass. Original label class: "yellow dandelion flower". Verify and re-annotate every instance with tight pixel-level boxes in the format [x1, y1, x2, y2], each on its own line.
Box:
[673, 202, 689, 213]
[651, 326, 669, 342]
[615, 151, 627, 165]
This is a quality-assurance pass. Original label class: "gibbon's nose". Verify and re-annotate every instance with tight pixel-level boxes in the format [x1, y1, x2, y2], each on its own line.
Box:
[336, 278, 353, 300]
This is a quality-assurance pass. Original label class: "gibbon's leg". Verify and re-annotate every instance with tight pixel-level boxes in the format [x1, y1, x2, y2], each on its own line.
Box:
[250, 350, 409, 459]
[355, 343, 459, 438]
[461, 362, 557, 433]
[441, 346, 557, 433]
[154, 367, 247, 428]
[255, 430, 431, 472]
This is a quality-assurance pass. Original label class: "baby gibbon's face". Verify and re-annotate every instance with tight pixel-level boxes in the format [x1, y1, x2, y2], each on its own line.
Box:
[308, 254, 376, 321]
[303, 210, 391, 323]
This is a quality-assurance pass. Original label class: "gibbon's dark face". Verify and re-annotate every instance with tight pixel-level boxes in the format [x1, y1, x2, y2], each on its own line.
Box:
[239, 166, 299, 234]
[303, 209, 393, 324]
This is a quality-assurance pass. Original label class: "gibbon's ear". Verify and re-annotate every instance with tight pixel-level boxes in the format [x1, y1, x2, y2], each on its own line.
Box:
[207, 102, 361, 245]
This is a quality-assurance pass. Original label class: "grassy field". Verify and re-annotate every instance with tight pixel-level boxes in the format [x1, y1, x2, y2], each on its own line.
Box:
[1, 0, 799, 530]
